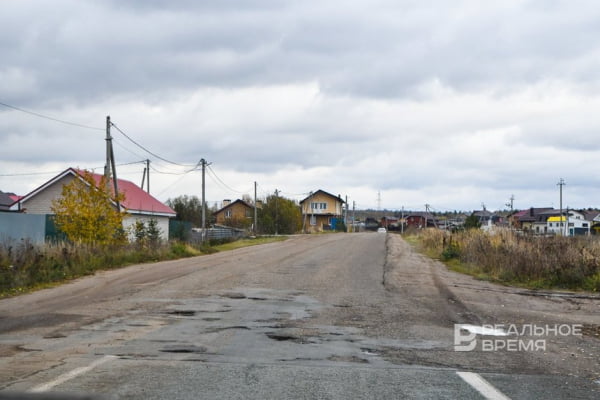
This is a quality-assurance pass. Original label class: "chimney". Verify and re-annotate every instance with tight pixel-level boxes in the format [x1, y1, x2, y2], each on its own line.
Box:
[256, 200, 264, 209]
[223, 199, 231, 207]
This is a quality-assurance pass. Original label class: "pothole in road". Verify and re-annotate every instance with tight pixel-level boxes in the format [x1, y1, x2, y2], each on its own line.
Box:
[266, 333, 312, 344]
[220, 292, 247, 299]
[160, 344, 207, 354]
[328, 355, 369, 364]
[166, 310, 196, 317]
[204, 326, 251, 333]
[361, 348, 380, 356]
[43, 332, 68, 339]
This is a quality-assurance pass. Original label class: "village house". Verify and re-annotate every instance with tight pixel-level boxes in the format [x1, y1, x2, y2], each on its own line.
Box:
[404, 212, 437, 229]
[300, 190, 345, 233]
[213, 199, 255, 229]
[380, 216, 400, 230]
[10, 168, 176, 240]
[508, 207, 554, 232]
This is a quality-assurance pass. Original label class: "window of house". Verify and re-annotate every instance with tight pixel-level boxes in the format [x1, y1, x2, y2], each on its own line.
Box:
[310, 202, 327, 210]
[225, 209, 232, 218]
[310, 215, 316, 225]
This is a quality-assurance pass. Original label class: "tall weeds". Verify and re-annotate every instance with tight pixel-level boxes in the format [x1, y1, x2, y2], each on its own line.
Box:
[0, 239, 201, 297]
[417, 229, 600, 291]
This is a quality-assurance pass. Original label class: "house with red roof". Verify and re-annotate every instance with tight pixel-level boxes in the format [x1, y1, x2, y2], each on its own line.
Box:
[10, 168, 176, 240]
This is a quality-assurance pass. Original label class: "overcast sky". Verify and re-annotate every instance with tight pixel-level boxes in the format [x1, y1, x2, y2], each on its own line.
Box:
[2, 0, 600, 212]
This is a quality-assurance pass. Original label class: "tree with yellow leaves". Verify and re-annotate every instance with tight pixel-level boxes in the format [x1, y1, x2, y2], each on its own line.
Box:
[51, 171, 126, 245]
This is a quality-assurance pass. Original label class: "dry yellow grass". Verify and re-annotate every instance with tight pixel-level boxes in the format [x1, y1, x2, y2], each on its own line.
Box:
[415, 228, 600, 291]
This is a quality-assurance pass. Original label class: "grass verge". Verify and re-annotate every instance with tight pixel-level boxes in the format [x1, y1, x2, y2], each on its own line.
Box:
[212, 236, 287, 252]
[405, 229, 600, 292]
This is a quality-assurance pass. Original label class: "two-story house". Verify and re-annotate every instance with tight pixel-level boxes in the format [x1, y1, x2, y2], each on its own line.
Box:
[299, 190, 345, 233]
[213, 199, 254, 229]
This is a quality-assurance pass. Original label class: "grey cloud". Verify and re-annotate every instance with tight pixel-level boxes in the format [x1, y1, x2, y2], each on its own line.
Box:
[3, 0, 600, 108]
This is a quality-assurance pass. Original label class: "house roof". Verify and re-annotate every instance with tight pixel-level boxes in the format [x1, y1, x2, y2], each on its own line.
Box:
[515, 207, 555, 222]
[472, 210, 495, 217]
[0, 190, 18, 211]
[15, 168, 176, 217]
[213, 199, 254, 215]
[582, 210, 600, 221]
[405, 212, 434, 219]
[299, 189, 345, 204]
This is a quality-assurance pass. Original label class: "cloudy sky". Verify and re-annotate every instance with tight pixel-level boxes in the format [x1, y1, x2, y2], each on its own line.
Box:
[2, 0, 600, 212]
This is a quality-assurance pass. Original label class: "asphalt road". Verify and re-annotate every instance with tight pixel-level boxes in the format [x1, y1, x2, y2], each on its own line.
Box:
[0, 233, 599, 399]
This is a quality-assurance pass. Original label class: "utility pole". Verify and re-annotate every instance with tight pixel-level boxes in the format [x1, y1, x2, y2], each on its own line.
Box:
[104, 117, 111, 182]
[201, 159, 209, 241]
[141, 167, 146, 190]
[344, 195, 348, 232]
[558, 178, 566, 236]
[425, 204, 438, 229]
[145, 159, 150, 193]
[274, 189, 279, 235]
[377, 191, 381, 212]
[105, 116, 120, 212]
[352, 201, 356, 233]
[506, 194, 514, 211]
[140, 159, 150, 193]
[401, 206, 405, 234]
[303, 191, 312, 233]
[254, 181, 258, 236]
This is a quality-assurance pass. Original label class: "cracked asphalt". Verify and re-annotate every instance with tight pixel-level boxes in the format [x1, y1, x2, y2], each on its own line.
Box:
[0, 233, 599, 399]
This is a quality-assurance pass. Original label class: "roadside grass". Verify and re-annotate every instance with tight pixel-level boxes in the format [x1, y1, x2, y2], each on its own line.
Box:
[0, 236, 287, 298]
[212, 236, 287, 252]
[405, 229, 600, 292]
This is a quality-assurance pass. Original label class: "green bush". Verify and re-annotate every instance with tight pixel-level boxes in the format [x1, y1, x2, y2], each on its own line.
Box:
[441, 242, 460, 260]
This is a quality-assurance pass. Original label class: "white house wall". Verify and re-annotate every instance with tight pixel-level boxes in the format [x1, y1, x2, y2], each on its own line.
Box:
[123, 215, 170, 241]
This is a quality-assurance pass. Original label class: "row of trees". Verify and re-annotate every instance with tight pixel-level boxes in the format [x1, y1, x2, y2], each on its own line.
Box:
[166, 194, 302, 235]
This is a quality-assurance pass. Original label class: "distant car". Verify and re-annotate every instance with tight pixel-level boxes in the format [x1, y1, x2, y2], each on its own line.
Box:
[377, 227, 387, 233]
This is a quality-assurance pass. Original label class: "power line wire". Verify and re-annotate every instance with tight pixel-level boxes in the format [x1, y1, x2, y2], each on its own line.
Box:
[0, 161, 147, 177]
[113, 137, 148, 160]
[156, 169, 197, 197]
[110, 122, 195, 167]
[206, 165, 251, 195]
[149, 163, 198, 175]
[0, 100, 104, 132]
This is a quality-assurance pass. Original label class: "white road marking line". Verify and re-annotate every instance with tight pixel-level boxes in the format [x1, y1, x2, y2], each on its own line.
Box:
[29, 355, 117, 393]
[457, 371, 512, 400]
